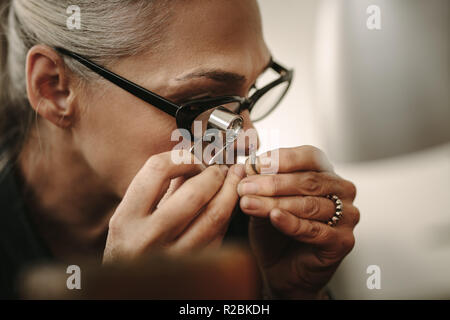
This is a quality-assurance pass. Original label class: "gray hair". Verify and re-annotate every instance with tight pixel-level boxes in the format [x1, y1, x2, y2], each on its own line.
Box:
[0, 0, 172, 164]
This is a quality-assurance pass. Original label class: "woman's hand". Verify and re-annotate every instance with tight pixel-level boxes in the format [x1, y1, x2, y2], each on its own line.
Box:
[239, 146, 360, 299]
[103, 150, 245, 264]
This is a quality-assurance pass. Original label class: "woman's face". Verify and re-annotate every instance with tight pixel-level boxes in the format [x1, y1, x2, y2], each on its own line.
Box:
[74, 0, 271, 197]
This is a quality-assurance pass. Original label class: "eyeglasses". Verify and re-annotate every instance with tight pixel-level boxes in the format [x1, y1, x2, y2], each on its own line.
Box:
[55, 47, 293, 139]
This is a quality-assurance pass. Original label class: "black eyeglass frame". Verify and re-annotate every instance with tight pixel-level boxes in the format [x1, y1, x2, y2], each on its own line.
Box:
[55, 47, 293, 138]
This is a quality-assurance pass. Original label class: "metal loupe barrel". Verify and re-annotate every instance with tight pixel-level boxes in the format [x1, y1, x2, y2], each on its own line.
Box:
[207, 106, 243, 135]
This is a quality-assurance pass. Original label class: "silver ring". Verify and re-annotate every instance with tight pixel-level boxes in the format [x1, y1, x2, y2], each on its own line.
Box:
[326, 194, 343, 227]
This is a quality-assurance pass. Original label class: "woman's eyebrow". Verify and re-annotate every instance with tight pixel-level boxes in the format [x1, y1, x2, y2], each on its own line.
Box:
[175, 70, 246, 84]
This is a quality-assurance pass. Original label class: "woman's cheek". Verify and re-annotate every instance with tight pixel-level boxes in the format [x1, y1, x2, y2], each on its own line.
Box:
[112, 126, 179, 197]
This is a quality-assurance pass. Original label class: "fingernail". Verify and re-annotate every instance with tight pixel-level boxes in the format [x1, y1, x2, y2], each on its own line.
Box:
[220, 165, 229, 175]
[233, 164, 245, 179]
[241, 196, 262, 210]
[270, 208, 286, 220]
[237, 182, 258, 196]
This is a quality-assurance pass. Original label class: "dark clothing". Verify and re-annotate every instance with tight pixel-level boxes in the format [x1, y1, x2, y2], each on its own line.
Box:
[0, 156, 249, 299]
[0, 160, 52, 299]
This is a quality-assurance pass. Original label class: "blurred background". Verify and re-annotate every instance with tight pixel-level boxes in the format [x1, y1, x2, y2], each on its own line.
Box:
[256, 0, 450, 299]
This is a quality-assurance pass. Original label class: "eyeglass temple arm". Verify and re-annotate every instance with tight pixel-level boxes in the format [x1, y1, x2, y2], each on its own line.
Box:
[55, 47, 180, 117]
[271, 60, 290, 75]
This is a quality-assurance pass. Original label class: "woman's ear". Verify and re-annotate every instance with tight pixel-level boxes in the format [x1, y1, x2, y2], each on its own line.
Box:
[26, 44, 77, 128]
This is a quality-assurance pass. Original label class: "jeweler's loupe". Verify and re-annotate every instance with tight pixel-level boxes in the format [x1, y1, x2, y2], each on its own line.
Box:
[189, 106, 243, 166]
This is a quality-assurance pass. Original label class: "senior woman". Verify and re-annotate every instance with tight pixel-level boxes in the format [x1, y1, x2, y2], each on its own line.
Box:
[0, 0, 359, 299]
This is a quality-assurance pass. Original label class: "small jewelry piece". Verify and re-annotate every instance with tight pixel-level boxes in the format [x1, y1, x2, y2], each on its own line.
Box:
[248, 143, 259, 174]
[326, 194, 343, 227]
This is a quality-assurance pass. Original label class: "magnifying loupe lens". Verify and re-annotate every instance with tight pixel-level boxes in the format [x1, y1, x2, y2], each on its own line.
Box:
[189, 105, 243, 165]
